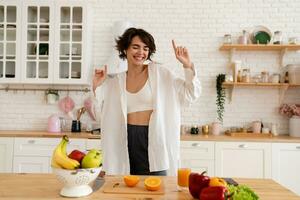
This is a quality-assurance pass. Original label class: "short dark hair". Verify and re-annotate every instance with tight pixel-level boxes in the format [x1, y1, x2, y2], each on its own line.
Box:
[115, 28, 156, 60]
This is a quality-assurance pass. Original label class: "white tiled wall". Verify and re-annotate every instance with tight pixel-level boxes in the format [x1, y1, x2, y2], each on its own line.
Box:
[0, 0, 300, 133]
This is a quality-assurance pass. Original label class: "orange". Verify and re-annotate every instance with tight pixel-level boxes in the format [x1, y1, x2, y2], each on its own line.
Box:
[144, 177, 161, 191]
[123, 175, 140, 187]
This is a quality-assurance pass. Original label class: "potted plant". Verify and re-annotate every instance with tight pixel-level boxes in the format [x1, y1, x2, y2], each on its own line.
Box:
[216, 74, 226, 123]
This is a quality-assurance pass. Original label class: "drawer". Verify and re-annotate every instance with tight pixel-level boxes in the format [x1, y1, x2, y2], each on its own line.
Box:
[86, 139, 101, 150]
[14, 137, 86, 156]
[180, 141, 215, 160]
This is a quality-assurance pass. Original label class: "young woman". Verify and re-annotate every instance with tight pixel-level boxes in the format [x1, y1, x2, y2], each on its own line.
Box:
[93, 28, 201, 176]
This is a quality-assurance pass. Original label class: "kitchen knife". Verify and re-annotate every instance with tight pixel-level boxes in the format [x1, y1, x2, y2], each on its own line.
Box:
[92, 177, 105, 192]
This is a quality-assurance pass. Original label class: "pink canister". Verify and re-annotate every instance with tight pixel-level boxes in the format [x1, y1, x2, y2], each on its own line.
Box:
[211, 122, 221, 135]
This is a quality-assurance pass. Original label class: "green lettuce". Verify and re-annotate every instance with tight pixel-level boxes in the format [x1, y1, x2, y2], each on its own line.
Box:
[228, 185, 259, 200]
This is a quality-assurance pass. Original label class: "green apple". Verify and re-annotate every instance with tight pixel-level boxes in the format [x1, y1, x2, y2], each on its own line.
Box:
[81, 149, 102, 168]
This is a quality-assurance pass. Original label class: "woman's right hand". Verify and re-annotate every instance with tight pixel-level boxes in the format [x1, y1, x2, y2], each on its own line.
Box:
[92, 65, 107, 93]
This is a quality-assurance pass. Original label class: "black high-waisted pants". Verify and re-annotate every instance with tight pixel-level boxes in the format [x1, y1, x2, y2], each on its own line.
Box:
[127, 124, 167, 176]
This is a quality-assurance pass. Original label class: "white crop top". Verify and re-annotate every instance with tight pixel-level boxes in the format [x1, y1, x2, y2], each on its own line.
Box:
[126, 79, 153, 113]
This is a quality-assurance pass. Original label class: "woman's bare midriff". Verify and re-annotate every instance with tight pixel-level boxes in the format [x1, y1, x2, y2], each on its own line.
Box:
[127, 110, 153, 126]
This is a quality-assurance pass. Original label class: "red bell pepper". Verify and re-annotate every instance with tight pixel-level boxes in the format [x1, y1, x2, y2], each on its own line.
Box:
[199, 186, 229, 200]
[188, 171, 210, 199]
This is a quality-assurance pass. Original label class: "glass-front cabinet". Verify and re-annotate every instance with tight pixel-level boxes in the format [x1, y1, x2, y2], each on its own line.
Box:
[0, 1, 21, 83]
[54, 2, 90, 84]
[0, 0, 91, 85]
[22, 1, 54, 83]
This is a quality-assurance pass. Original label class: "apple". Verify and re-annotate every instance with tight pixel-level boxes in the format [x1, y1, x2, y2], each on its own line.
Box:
[81, 149, 102, 168]
[68, 150, 86, 163]
[188, 171, 210, 199]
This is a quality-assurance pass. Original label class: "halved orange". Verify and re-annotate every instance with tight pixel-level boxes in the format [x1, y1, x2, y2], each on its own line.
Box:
[144, 177, 161, 191]
[123, 175, 140, 187]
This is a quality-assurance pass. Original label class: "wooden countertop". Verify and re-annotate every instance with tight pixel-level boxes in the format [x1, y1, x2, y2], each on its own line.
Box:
[0, 173, 299, 200]
[1, 130, 300, 142]
[181, 134, 300, 143]
[0, 130, 100, 139]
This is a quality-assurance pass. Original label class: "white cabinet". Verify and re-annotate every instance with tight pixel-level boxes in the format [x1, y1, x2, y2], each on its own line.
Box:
[215, 142, 272, 178]
[0, 1, 22, 83]
[0, 137, 14, 172]
[272, 143, 300, 196]
[0, 0, 92, 84]
[13, 137, 86, 173]
[180, 141, 215, 176]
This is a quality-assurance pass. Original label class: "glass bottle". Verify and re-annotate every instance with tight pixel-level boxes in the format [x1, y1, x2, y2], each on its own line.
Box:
[273, 31, 283, 44]
[242, 69, 250, 83]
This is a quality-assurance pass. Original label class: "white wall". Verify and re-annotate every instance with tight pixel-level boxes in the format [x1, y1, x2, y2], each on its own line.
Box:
[0, 0, 300, 133]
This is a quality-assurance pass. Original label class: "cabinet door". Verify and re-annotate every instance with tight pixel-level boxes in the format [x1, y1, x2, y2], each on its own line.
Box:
[180, 141, 215, 176]
[21, 0, 55, 83]
[0, 1, 21, 83]
[13, 156, 50, 173]
[272, 143, 300, 196]
[0, 137, 14, 173]
[54, 1, 91, 84]
[215, 142, 272, 178]
[14, 137, 86, 156]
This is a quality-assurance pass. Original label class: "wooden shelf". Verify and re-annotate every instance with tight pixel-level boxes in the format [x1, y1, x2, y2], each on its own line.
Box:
[219, 44, 300, 51]
[222, 82, 300, 88]
[222, 82, 291, 88]
[222, 82, 300, 104]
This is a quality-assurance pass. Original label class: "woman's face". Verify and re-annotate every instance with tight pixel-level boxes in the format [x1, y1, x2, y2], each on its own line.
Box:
[126, 36, 149, 67]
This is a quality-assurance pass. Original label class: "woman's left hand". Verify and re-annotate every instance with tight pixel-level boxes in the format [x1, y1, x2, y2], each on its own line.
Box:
[172, 40, 193, 68]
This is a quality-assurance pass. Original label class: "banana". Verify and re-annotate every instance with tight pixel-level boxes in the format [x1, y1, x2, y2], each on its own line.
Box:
[52, 135, 80, 170]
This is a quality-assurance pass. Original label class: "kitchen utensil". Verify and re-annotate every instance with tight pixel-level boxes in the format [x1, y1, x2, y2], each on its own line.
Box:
[102, 176, 165, 195]
[92, 177, 105, 192]
[47, 115, 61, 133]
[76, 107, 86, 121]
[52, 167, 101, 197]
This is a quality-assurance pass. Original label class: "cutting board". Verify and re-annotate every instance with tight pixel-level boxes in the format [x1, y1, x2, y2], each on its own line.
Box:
[102, 176, 165, 195]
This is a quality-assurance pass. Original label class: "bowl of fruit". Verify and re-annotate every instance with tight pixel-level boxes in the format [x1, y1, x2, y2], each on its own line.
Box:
[51, 135, 102, 197]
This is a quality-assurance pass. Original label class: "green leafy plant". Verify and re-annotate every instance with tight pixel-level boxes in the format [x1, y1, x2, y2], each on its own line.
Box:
[216, 74, 226, 123]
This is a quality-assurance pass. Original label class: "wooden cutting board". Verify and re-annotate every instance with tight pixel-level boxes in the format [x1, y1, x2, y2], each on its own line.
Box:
[102, 176, 165, 195]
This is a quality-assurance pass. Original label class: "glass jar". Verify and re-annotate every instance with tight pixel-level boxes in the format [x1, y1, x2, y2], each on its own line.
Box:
[271, 73, 280, 83]
[223, 34, 232, 44]
[238, 30, 249, 44]
[242, 68, 250, 83]
[261, 71, 269, 83]
[273, 31, 283, 44]
[288, 37, 298, 45]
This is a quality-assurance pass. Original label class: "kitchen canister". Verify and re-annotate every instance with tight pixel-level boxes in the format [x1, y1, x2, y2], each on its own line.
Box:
[289, 116, 300, 137]
[252, 121, 262, 133]
[211, 122, 221, 135]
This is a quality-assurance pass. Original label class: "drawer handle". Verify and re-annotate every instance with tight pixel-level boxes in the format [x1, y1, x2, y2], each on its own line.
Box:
[296, 146, 300, 150]
[192, 143, 201, 147]
[238, 144, 247, 148]
[28, 140, 35, 144]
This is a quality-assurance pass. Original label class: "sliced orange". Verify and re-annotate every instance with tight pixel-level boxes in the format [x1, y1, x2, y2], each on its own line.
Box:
[123, 175, 140, 187]
[144, 177, 161, 191]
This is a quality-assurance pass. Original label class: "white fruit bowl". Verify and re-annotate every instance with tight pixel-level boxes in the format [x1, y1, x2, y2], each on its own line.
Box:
[52, 167, 101, 197]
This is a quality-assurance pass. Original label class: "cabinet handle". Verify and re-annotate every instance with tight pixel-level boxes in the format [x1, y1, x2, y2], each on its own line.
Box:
[192, 143, 201, 147]
[296, 146, 300, 150]
[28, 140, 35, 144]
[238, 144, 247, 148]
